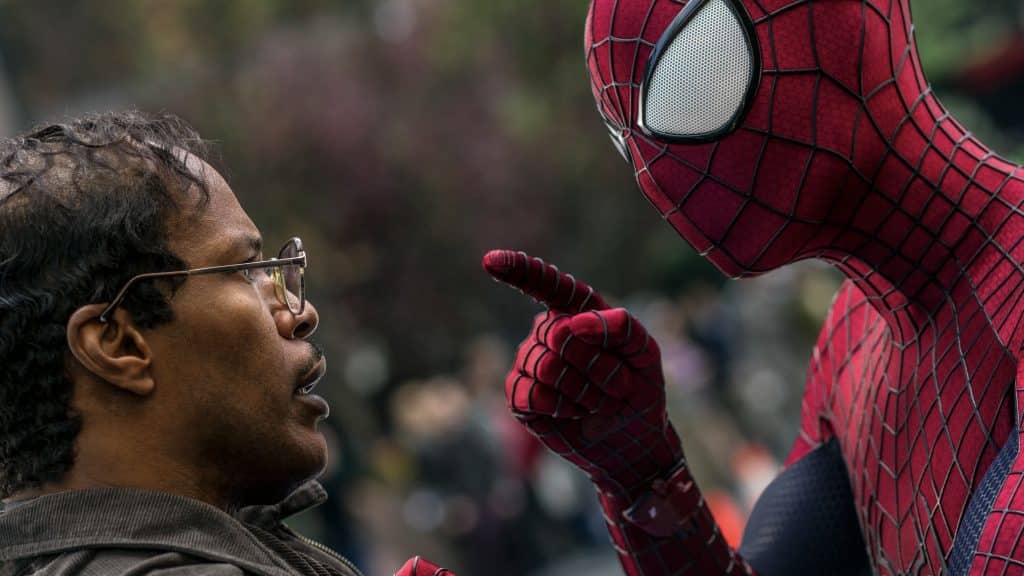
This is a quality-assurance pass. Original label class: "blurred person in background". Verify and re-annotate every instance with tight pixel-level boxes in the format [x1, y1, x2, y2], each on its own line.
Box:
[0, 110, 451, 576]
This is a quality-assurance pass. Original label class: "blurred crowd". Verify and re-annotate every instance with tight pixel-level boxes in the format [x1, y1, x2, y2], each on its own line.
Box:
[1, 0, 1023, 574]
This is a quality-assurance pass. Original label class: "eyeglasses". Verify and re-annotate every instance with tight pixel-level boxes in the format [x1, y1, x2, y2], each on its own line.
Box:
[98, 236, 307, 324]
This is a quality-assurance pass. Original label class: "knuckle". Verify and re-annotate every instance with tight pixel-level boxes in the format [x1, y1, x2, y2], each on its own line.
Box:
[543, 319, 572, 348]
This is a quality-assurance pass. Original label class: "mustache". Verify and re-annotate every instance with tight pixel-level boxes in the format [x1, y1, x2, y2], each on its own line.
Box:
[297, 342, 326, 379]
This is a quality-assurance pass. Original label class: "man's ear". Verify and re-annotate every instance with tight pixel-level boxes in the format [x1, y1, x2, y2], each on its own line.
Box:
[66, 304, 155, 397]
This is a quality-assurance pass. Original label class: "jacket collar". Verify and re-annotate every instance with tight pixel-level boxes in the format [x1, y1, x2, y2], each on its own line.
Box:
[0, 479, 327, 576]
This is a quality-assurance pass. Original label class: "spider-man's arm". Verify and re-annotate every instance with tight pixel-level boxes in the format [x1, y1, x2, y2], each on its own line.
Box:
[592, 296, 874, 576]
[599, 437, 869, 576]
[484, 250, 753, 575]
[485, 252, 873, 576]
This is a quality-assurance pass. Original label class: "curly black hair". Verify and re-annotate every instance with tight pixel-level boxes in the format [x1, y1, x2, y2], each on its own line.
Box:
[0, 110, 212, 498]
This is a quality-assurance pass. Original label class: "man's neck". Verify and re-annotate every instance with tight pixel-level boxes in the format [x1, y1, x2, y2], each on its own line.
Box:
[5, 429, 238, 511]
[3, 471, 230, 510]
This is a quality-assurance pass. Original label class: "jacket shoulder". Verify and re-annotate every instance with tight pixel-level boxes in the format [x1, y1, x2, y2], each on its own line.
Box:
[7, 549, 248, 576]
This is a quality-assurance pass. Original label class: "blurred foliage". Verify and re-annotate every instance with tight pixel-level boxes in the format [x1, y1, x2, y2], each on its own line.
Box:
[913, 0, 1018, 81]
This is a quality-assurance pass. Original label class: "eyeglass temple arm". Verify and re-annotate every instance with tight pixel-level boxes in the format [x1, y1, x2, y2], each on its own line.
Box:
[98, 270, 191, 323]
[97, 255, 306, 323]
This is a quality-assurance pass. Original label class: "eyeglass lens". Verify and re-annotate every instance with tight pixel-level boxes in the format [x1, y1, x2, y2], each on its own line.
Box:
[278, 240, 304, 314]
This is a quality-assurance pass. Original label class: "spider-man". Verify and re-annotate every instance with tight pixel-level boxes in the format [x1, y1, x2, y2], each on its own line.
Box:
[484, 0, 1024, 574]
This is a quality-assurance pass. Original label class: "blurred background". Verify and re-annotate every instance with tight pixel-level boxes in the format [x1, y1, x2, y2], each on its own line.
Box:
[1, 0, 1022, 574]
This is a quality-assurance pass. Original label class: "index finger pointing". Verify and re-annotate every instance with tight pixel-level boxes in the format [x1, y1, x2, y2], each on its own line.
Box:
[482, 249, 609, 313]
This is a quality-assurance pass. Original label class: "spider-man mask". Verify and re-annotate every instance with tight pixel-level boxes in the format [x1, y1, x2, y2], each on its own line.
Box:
[587, 0, 927, 278]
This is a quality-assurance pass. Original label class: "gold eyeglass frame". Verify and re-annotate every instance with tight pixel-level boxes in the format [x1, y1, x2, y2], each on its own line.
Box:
[97, 236, 306, 324]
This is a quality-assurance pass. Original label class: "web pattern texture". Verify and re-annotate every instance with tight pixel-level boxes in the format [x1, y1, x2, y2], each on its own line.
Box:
[585, 0, 1024, 574]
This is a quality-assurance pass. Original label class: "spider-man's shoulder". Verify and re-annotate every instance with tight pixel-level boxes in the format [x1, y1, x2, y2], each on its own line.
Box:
[815, 279, 888, 360]
[788, 280, 889, 464]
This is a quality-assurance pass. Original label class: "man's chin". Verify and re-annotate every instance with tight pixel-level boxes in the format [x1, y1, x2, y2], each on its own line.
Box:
[232, 435, 329, 506]
[286, 428, 330, 484]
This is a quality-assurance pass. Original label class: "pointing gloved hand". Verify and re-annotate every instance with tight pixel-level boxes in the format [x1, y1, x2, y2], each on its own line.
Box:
[483, 250, 683, 500]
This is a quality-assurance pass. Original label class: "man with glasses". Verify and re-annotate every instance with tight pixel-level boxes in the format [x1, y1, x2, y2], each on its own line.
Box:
[0, 111, 453, 576]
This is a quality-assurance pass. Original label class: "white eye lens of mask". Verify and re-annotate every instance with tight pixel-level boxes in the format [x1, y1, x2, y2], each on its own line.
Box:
[641, 0, 758, 140]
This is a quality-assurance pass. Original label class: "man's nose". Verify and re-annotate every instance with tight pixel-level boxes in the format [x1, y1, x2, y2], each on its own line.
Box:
[277, 299, 319, 340]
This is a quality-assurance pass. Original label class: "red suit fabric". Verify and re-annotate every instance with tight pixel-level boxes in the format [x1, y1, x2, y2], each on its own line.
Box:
[581, 0, 1024, 574]
[395, 556, 456, 576]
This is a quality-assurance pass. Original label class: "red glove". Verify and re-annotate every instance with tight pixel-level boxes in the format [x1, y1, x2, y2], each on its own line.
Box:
[394, 556, 456, 576]
[483, 250, 682, 500]
[484, 251, 754, 575]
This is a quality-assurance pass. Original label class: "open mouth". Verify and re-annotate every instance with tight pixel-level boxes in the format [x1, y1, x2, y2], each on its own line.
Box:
[295, 358, 327, 396]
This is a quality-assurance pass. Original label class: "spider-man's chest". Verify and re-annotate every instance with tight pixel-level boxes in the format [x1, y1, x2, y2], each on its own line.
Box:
[813, 290, 1016, 575]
